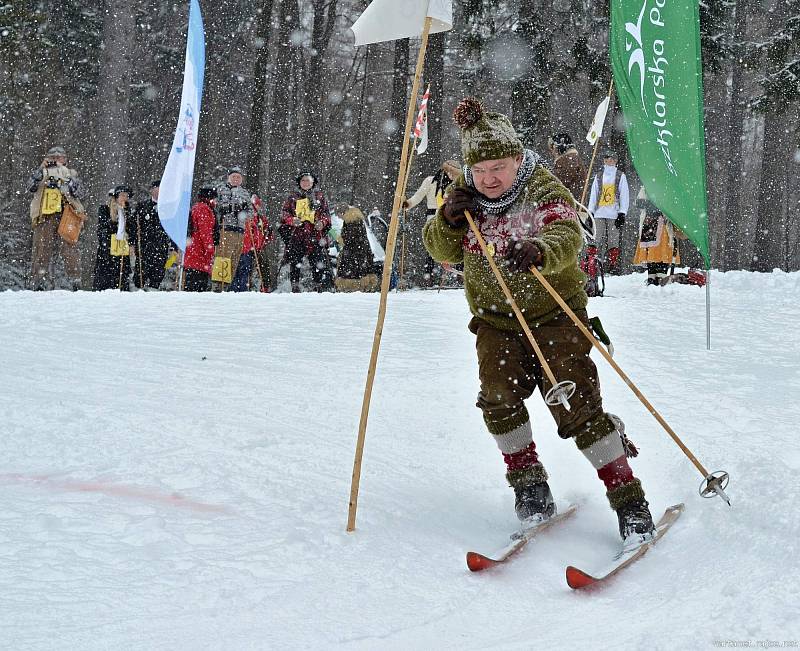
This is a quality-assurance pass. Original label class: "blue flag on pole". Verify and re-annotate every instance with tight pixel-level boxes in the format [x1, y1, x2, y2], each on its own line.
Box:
[158, 0, 205, 252]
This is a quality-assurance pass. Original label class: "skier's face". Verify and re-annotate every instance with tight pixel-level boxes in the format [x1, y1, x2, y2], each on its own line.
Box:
[471, 155, 523, 199]
[228, 173, 243, 187]
[117, 192, 129, 206]
[299, 176, 314, 191]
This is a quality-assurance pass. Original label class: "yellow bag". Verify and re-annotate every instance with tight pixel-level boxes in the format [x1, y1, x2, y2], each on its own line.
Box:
[110, 235, 130, 257]
[164, 251, 178, 269]
[212, 256, 232, 283]
[295, 198, 315, 223]
[42, 188, 63, 216]
[598, 182, 616, 207]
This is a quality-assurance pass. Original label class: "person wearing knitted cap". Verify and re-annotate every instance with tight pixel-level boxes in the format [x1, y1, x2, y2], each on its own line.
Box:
[93, 185, 133, 291]
[423, 98, 655, 544]
[214, 166, 252, 290]
[587, 149, 629, 274]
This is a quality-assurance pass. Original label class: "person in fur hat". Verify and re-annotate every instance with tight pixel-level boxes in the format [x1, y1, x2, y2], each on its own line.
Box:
[334, 206, 379, 293]
[423, 98, 655, 544]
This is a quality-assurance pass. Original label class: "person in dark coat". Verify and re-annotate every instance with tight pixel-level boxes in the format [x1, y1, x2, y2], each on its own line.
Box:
[335, 206, 379, 292]
[548, 133, 587, 203]
[183, 186, 218, 292]
[94, 185, 133, 291]
[129, 180, 174, 290]
[279, 171, 333, 293]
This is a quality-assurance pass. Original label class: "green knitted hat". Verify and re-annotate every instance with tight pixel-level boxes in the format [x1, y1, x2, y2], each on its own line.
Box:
[453, 98, 524, 167]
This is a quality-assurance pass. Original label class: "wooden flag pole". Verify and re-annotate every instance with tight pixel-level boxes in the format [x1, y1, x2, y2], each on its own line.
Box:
[347, 16, 433, 532]
[579, 78, 615, 207]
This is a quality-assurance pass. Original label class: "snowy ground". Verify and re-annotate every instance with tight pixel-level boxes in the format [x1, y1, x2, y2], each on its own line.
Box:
[2, 271, 799, 650]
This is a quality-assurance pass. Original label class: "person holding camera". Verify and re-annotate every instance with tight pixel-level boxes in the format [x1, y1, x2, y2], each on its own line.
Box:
[27, 146, 87, 290]
[93, 185, 133, 291]
[214, 166, 252, 291]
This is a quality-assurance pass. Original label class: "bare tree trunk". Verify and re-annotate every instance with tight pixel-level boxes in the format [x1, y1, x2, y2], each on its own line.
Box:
[722, 1, 749, 271]
[245, 0, 276, 191]
[382, 39, 409, 210]
[95, 0, 137, 194]
[300, 0, 339, 172]
[426, 32, 446, 162]
[750, 109, 790, 271]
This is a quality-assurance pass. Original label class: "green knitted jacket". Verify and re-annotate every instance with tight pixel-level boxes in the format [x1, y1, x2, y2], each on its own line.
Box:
[423, 165, 588, 331]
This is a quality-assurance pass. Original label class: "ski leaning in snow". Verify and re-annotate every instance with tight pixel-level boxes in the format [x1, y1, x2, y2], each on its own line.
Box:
[466, 504, 579, 572]
[565, 503, 684, 589]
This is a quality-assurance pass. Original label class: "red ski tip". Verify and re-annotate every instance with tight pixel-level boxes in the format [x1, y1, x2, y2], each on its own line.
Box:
[566, 565, 597, 589]
[466, 552, 497, 572]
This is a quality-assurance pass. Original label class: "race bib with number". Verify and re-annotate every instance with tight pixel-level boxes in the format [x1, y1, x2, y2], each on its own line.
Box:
[110, 235, 130, 257]
[212, 256, 232, 283]
[598, 182, 616, 208]
[295, 198, 315, 223]
[42, 188, 63, 215]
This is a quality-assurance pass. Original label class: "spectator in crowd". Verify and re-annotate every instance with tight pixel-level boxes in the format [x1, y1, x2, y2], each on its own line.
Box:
[632, 187, 683, 286]
[334, 206, 379, 292]
[404, 160, 461, 285]
[588, 150, 629, 274]
[27, 146, 87, 291]
[94, 185, 133, 291]
[130, 180, 174, 290]
[215, 166, 252, 291]
[183, 186, 218, 292]
[548, 133, 587, 202]
[279, 171, 333, 293]
[230, 194, 273, 292]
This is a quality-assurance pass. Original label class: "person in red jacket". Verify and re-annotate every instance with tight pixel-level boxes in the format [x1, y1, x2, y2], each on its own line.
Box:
[279, 172, 333, 292]
[183, 186, 217, 292]
[231, 194, 274, 292]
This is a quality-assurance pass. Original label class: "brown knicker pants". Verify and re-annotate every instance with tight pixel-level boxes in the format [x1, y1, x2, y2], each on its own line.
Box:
[31, 214, 81, 286]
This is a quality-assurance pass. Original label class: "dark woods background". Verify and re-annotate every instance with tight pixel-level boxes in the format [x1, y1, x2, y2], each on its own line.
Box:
[1, 0, 798, 288]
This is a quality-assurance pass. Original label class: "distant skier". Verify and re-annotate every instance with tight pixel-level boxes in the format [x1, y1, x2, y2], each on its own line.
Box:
[588, 150, 628, 275]
[94, 185, 133, 291]
[334, 206, 379, 293]
[547, 133, 586, 202]
[215, 166, 252, 291]
[423, 98, 655, 543]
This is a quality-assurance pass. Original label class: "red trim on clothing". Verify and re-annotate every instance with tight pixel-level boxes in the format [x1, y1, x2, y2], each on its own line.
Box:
[597, 455, 635, 490]
[503, 442, 541, 472]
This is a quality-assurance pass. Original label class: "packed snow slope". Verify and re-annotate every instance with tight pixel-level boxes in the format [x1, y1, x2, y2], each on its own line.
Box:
[2, 271, 799, 650]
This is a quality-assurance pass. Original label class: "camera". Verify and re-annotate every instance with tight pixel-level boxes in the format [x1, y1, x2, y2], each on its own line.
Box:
[45, 159, 57, 168]
[46, 177, 61, 189]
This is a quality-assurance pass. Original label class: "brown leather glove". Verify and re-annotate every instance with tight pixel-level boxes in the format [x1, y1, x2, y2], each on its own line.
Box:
[442, 187, 478, 228]
[505, 239, 543, 273]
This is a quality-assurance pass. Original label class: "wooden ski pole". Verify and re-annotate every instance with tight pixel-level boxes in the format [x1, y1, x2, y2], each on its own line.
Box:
[526, 261, 730, 504]
[118, 252, 125, 291]
[248, 218, 266, 290]
[464, 211, 575, 411]
[347, 17, 433, 533]
[580, 78, 615, 207]
[136, 214, 145, 289]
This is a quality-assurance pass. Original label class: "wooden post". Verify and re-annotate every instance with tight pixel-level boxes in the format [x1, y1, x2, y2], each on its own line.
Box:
[347, 17, 433, 533]
[136, 214, 145, 289]
[527, 263, 713, 479]
[580, 78, 615, 207]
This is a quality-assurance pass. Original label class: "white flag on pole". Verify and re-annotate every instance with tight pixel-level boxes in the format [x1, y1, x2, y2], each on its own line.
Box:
[351, 0, 453, 46]
[413, 86, 430, 155]
[158, 0, 205, 252]
[586, 96, 610, 145]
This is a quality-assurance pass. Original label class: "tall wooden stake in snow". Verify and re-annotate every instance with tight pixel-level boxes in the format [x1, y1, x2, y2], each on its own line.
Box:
[347, 1, 453, 532]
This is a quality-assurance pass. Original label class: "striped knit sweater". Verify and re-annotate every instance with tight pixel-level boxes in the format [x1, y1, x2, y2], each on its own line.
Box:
[423, 165, 588, 331]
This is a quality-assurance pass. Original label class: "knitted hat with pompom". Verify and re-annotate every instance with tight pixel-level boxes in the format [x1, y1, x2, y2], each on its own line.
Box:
[452, 98, 524, 167]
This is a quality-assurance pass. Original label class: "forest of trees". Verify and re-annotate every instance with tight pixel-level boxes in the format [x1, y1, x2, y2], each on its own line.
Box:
[0, 0, 798, 289]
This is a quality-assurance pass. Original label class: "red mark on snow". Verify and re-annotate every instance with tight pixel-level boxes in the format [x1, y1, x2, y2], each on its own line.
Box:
[0, 474, 231, 514]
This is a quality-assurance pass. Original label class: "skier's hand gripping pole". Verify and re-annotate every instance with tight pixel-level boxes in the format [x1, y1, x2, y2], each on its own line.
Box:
[526, 260, 732, 507]
[463, 211, 575, 411]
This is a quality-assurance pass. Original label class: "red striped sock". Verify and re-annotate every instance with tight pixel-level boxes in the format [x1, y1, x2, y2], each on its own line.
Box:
[597, 455, 635, 490]
[504, 442, 541, 472]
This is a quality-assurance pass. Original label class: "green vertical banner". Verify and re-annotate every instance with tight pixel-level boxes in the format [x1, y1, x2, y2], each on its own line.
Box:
[610, 0, 710, 267]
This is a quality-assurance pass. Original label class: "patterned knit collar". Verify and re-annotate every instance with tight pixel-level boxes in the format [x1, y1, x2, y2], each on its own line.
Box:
[464, 149, 542, 215]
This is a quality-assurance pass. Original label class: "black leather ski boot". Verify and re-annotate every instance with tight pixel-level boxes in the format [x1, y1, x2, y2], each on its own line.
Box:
[514, 480, 556, 524]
